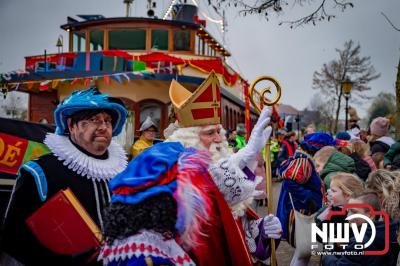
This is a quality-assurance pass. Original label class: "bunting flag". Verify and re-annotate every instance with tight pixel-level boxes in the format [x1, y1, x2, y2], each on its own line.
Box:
[103, 75, 110, 84]
[51, 79, 60, 89]
[39, 80, 50, 91]
[70, 78, 81, 85]
[121, 73, 130, 81]
[27, 81, 35, 90]
[84, 77, 92, 87]
[112, 74, 123, 84]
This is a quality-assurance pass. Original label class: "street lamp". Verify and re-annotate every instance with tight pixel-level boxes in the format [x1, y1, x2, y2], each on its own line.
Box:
[342, 78, 353, 130]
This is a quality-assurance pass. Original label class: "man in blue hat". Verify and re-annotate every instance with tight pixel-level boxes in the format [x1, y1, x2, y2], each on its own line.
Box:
[1, 88, 128, 265]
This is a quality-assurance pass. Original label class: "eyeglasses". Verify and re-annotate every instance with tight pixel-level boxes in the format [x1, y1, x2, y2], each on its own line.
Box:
[81, 117, 113, 128]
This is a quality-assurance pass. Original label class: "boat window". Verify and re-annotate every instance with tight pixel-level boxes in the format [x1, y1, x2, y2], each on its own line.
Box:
[195, 35, 201, 55]
[109, 29, 146, 50]
[73, 32, 86, 52]
[90, 30, 104, 51]
[151, 30, 168, 50]
[173, 30, 190, 51]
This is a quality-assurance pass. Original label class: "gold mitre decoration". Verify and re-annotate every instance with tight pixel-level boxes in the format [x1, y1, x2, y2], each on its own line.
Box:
[169, 71, 221, 128]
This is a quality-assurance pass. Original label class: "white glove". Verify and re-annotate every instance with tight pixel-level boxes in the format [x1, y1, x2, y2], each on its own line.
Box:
[231, 107, 272, 168]
[263, 214, 282, 239]
[208, 160, 264, 207]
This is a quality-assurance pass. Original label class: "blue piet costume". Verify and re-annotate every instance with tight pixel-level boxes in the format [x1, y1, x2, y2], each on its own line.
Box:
[2, 88, 128, 265]
[300, 131, 335, 156]
[99, 142, 207, 266]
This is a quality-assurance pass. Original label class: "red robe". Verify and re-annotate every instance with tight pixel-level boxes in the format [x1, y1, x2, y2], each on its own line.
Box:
[189, 174, 256, 266]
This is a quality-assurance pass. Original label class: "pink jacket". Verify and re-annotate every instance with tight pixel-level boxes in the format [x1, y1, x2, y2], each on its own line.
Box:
[363, 155, 377, 171]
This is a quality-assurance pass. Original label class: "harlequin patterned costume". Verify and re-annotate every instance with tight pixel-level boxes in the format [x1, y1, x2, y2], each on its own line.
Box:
[276, 132, 334, 247]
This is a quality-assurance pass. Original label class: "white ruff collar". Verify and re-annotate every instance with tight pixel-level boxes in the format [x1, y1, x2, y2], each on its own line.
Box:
[44, 133, 127, 181]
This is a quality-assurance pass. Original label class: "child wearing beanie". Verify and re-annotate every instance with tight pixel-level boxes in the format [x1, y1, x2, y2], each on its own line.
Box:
[369, 117, 395, 155]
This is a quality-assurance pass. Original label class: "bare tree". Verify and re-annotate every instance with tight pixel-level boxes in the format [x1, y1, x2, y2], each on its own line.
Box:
[208, 0, 354, 28]
[312, 40, 380, 133]
[308, 93, 336, 133]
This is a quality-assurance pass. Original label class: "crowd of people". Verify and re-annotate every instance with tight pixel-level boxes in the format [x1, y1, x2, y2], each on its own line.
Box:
[0, 71, 399, 266]
[269, 117, 400, 265]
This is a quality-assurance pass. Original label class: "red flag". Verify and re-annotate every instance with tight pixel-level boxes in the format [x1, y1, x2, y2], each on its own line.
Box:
[244, 82, 251, 141]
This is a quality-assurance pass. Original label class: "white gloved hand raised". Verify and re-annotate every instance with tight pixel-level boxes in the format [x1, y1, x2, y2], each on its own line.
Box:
[263, 214, 282, 239]
[231, 107, 272, 169]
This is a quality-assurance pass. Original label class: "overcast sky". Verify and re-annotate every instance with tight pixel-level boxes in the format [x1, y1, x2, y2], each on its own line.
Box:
[0, 0, 399, 119]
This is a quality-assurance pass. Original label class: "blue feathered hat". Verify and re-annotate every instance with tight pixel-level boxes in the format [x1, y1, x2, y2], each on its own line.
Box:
[54, 88, 127, 136]
[109, 142, 185, 205]
[300, 132, 335, 154]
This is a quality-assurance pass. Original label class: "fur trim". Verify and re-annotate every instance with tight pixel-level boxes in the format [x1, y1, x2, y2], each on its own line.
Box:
[44, 133, 127, 181]
[232, 197, 254, 219]
[175, 148, 212, 249]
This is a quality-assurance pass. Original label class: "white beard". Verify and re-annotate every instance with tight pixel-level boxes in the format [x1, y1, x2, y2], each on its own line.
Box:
[165, 126, 232, 162]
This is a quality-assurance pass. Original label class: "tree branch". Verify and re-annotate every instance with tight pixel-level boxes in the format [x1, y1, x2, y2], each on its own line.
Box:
[209, 0, 354, 28]
[381, 12, 400, 32]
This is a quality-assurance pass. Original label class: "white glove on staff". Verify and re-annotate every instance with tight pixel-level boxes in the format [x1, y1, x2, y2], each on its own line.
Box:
[231, 107, 272, 169]
[263, 214, 282, 239]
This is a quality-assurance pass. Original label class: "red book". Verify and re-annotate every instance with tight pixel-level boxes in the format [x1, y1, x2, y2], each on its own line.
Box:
[26, 188, 103, 255]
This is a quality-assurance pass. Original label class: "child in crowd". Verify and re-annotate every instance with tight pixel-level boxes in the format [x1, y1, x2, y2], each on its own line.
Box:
[323, 191, 400, 266]
[369, 117, 395, 155]
[314, 173, 363, 252]
[314, 146, 355, 192]
[372, 152, 385, 169]
[352, 139, 377, 171]
[335, 131, 352, 156]
[384, 140, 400, 170]
[347, 140, 372, 181]
[365, 169, 400, 223]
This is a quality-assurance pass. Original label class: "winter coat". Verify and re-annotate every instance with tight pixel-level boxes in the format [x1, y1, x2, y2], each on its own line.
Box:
[320, 151, 355, 192]
[314, 206, 348, 252]
[131, 136, 153, 159]
[350, 152, 371, 181]
[370, 136, 396, 155]
[235, 134, 246, 149]
[384, 141, 400, 170]
[276, 140, 297, 167]
[323, 220, 400, 266]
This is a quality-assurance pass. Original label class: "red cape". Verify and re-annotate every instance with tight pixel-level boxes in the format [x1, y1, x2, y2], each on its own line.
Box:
[189, 175, 258, 266]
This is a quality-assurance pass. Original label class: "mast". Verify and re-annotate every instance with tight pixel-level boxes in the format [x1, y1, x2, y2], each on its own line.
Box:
[124, 0, 133, 17]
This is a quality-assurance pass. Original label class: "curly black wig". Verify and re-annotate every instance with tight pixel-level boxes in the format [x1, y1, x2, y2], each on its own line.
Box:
[103, 193, 177, 244]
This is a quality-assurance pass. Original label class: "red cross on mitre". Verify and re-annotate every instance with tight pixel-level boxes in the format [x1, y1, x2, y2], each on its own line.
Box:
[169, 71, 221, 127]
